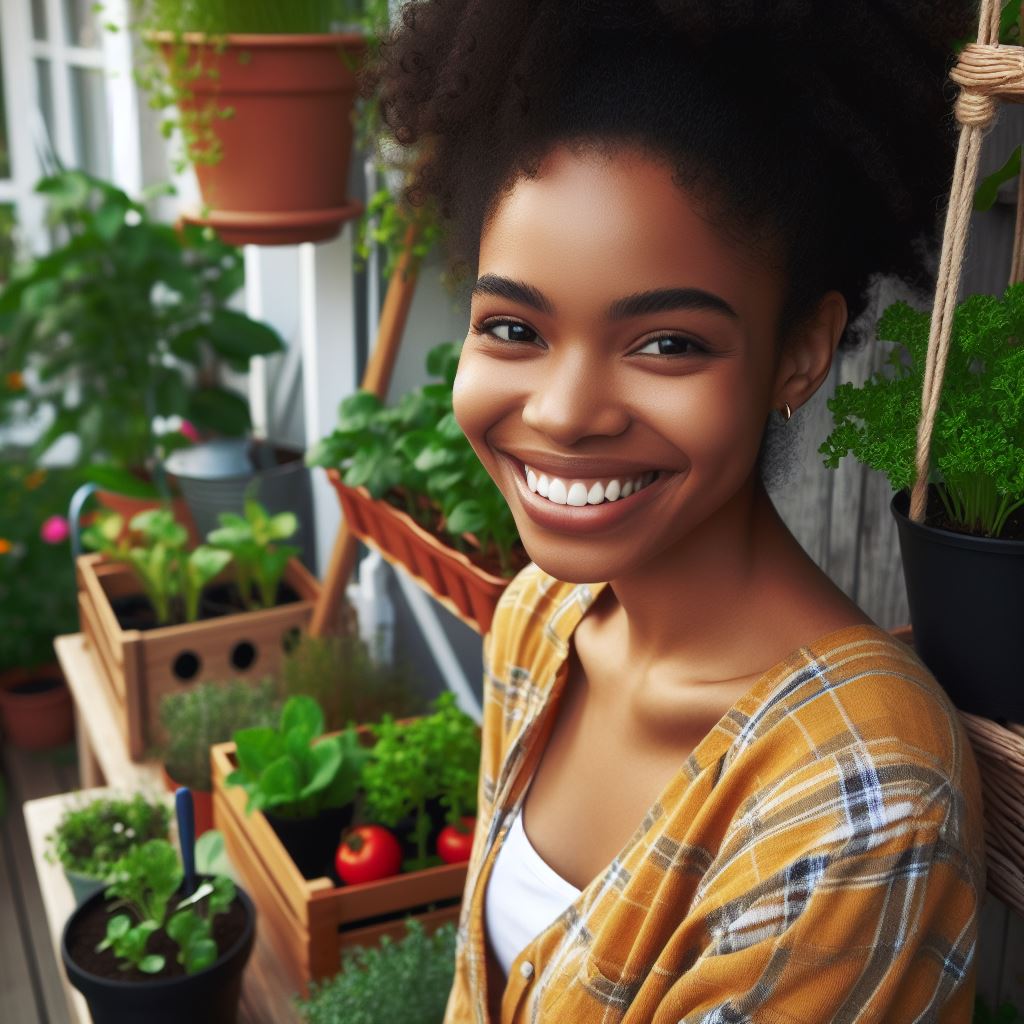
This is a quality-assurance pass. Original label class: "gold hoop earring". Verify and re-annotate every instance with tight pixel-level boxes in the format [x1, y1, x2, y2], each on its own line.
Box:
[780, 401, 792, 423]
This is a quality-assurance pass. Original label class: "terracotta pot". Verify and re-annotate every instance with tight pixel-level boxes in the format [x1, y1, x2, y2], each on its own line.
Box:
[326, 470, 522, 634]
[153, 33, 366, 246]
[162, 764, 215, 838]
[0, 663, 74, 750]
[96, 490, 201, 549]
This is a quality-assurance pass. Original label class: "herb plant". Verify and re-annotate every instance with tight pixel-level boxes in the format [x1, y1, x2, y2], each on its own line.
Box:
[296, 918, 456, 1024]
[277, 632, 427, 733]
[820, 283, 1024, 538]
[226, 695, 367, 819]
[206, 496, 301, 610]
[0, 171, 283, 490]
[99, 838, 236, 974]
[159, 677, 280, 791]
[83, 507, 232, 625]
[307, 341, 526, 577]
[46, 794, 172, 881]
[362, 691, 480, 870]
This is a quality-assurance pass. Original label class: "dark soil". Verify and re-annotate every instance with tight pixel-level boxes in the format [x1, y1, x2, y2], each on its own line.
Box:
[110, 581, 301, 633]
[919, 486, 1024, 541]
[7, 675, 64, 696]
[66, 895, 249, 983]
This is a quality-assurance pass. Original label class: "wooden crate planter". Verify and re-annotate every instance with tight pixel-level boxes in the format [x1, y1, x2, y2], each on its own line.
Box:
[327, 468, 515, 635]
[76, 552, 320, 759]
[210, 738, 467, 994]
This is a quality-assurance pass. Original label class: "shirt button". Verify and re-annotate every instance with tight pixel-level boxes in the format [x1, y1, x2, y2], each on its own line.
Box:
[519, 961, 535, 980]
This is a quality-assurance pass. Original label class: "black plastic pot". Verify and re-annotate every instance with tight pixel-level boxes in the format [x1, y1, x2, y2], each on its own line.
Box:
[264, 803, 353, 879]
[891, 488, 1024, 721]
[61, 878, 256, 1024]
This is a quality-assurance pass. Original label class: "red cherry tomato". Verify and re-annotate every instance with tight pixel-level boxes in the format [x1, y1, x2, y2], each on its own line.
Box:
[335, 825, 403, 885]
[436, 816, 476, 864]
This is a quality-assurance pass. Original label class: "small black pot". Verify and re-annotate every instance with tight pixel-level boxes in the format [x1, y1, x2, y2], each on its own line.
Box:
[891, 488, 1024, 721]
[61, 878, 256, 1024]
[264, 803, 353, 879]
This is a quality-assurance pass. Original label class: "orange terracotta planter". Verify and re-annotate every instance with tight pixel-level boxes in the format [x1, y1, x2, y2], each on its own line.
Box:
[0, 663, 74, 750]
[154, 33, 366, 246]
[95, 489, 201, 549]
[326, 470, 523, 635]
[162, 764, 215, 838]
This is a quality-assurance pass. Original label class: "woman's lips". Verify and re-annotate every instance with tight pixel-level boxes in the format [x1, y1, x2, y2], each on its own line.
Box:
[498, 453, 680, 535]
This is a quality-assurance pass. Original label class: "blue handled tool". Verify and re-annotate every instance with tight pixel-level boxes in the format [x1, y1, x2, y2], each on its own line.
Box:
[175, 787, 197, 897]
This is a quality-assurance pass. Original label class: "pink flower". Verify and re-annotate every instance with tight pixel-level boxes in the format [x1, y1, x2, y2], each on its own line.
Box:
[179, 420, 201, 443]
[40, 515, 70, 545]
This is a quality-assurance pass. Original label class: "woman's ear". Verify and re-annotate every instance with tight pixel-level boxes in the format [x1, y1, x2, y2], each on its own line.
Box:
[773, 290, 848, 414]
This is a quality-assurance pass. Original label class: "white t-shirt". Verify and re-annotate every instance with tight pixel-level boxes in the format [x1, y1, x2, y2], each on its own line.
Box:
[484, 799, 582, 977]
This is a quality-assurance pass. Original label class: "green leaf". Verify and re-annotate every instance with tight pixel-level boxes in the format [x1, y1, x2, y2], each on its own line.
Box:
[975, 145, 1021, 212]
[299, 739, 343, 799]
[139, 953, 166, 974]
[187, 387, 251, 436]
[206, 309, 285, 364]
[259, 756, 301, 806]
[281, 695, 323, 741]
[445, 500, 488, 535]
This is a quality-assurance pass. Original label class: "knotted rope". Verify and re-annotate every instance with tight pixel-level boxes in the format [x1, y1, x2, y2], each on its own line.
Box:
[911, 0, 1024, 521]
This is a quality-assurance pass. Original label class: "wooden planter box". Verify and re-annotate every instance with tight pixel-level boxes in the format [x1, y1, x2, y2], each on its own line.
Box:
[327, 468, 516, 635]
[210, 737, 467, 994]
[76, 552, 320, 759]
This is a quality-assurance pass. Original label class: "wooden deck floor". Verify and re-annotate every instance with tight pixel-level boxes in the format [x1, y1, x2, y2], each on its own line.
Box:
[1, 740, 77, 1024]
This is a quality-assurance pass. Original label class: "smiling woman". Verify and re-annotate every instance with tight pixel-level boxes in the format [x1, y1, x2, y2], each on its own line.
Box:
[365, 3, 986, 1023]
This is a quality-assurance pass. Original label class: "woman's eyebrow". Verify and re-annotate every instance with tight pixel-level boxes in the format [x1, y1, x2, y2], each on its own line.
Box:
[472, 274, 737, 320]
[609, 287, 738, 320]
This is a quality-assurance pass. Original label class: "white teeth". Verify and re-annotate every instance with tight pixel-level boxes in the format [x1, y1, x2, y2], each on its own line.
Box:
[522, 464, 661, 507]
[567, 482, 589, 506]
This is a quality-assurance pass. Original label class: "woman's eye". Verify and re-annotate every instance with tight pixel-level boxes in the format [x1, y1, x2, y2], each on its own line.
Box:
[484, 321, 538, 344]
[635, 335, 704, 357]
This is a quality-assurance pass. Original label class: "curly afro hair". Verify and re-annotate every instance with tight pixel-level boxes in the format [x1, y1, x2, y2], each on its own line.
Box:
[363, 1, 979, 485]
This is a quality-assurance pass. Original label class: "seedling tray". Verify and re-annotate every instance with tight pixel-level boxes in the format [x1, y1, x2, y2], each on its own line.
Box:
[77, 553, 320, 759]
[210, 736, 466, 993]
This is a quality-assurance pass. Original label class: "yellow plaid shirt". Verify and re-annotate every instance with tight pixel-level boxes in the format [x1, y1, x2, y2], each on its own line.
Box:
[443, 563, 985, 1023]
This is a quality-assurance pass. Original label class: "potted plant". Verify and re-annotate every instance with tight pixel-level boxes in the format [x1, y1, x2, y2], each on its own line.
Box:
[0, 171, 285, 522]
[276, 631, 427, 732]
[0, 455, 79, 749]
[158, 678, 280, 837]
[296, 918, 456, 1024]
[46, 793, 173, 905]
[361, 691, 480, 871]
[128, 1, 389, 245]
[61, 837, 255, 1024]
[307, 341, 529, 634]
[75, 501, 320, 759]
[821, 282, 1024, 720]
[226, 695, 367, 878]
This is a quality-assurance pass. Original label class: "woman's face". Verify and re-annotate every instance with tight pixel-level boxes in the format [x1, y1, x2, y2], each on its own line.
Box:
[453, 144, 792, 584]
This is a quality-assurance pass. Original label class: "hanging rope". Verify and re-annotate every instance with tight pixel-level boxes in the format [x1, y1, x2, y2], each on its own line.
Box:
[908, 0, 1024, 522]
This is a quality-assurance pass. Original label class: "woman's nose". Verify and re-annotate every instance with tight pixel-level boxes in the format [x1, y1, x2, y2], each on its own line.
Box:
[520, 353, 630, 445]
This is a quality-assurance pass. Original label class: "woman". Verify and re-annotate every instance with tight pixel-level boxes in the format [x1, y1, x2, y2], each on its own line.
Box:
[367, 2, 986, 1020]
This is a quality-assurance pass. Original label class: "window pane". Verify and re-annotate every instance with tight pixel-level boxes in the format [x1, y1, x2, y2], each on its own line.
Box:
[0, 35, 9, 178]
[71, 67, 111, 179]
[63, 0, 102, 48]
[31, 0, 47, 40]
[0, 205, 18, 285]
[35, 60, 55, 142]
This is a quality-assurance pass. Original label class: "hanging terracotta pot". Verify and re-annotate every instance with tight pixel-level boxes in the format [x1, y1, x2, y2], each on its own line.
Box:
[153, 33, 366, 246]
[95, 490, 201, 549]
[0, 663, 74, 750]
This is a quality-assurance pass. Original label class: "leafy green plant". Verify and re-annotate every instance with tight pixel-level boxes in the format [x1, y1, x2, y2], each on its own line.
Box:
[159, 678, 280, 791]
[45, 794, 172, 880]
[296, 917, 456, 1024]
[0, 455, 81, 671]
[83, 507, 232, 625]
[99, 837, 236, 974]
[226, 695, 367, 819]
[0, 171, 283, 488]
[206, 495, 301, 610]
[277, 631, 427, 733]
[307, 341, 525, 577]
[362, 691, 480, 870]
[820, 283, 1024, 538]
